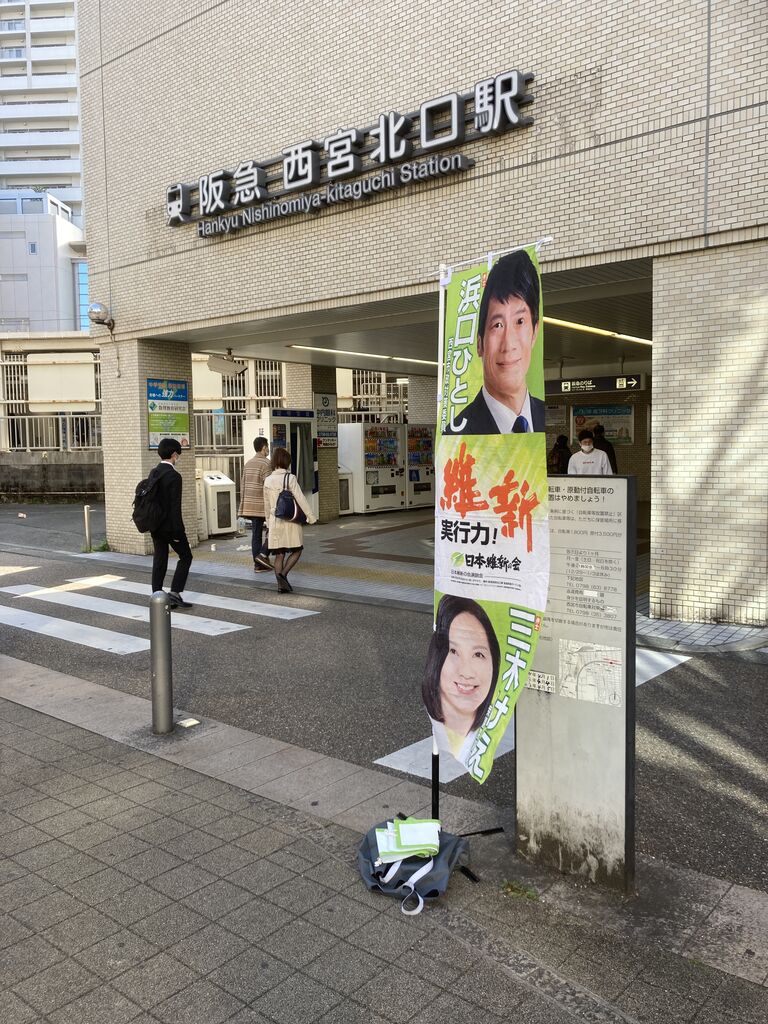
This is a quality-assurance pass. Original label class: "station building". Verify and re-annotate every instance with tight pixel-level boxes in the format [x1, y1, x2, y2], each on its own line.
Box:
[77, 0, 767, 626]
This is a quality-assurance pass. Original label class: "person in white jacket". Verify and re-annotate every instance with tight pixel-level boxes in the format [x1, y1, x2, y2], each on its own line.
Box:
[568, 429, 613, 475]
[263, 447, 317, 593]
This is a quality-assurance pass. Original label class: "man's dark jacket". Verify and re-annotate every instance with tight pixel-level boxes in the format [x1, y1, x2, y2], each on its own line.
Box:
[148, 461, 185, 537]
[593, 436, 618, 473]
[444, 389, 546, 434]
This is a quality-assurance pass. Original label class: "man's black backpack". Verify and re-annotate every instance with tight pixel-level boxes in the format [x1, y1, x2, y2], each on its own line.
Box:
[132, 474, 164, 533]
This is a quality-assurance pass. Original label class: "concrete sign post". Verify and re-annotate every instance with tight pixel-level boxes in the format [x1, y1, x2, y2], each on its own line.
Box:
[516, 476, 636, 891]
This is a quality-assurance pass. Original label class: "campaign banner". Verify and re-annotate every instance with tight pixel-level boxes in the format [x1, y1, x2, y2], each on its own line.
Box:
[426, 246, 550, 783]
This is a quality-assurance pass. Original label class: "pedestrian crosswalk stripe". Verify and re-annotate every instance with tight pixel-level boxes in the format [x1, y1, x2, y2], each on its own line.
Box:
[66, 576, 317, 620]
[1, 585, 248, 637]
[0, 566, 39, 578]
[0, 605, 149, 655]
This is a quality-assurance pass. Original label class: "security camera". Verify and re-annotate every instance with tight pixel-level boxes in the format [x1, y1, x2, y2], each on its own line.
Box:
[87, 303, 114, 330]
[206, 353, 247, 375]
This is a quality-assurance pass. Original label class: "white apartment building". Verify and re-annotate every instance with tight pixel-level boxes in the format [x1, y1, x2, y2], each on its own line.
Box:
[0, 188, 85, 331]
[0, 0, 81, 224]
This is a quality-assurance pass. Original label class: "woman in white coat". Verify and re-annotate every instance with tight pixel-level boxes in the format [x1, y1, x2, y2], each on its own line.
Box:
[263, 447, 317, 593]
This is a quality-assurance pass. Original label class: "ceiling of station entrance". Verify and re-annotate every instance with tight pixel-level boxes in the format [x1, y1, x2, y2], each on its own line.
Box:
[161, 258, 652, 376]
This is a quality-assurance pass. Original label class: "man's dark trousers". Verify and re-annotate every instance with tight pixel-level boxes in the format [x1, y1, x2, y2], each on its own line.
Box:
[151, 532, 193, 594]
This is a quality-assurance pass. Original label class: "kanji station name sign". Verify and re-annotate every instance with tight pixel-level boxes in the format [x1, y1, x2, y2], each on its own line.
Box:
[166, 70, 534, 238]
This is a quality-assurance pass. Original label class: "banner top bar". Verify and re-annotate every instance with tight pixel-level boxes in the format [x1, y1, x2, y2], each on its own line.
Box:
[438, 236, 553, 285]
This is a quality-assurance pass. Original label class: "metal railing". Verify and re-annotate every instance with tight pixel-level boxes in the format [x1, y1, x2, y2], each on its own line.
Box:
[193, 410, 243, 451]
[338, 410, 403, 424]
[4, 412, 101, 450]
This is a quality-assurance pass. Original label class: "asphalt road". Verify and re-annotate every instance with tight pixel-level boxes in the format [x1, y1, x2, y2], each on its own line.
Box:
[0, 545, 766, 893]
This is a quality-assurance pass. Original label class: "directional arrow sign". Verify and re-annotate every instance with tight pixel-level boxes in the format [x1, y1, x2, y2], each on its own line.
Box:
[545, 374, 646, 396]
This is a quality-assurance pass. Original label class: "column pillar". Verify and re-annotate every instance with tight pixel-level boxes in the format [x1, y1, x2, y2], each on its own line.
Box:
[282, 361, 340, 523]
[0, 341, 9, 452]
[100, 337, 196, 554]
[407, 375, 438, 424]
[651, 242, 768, 625]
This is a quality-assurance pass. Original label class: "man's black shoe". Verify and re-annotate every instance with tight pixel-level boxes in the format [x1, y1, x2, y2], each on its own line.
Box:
[168, 592, 193, 609]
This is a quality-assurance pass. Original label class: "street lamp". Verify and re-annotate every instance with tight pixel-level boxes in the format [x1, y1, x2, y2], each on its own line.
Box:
[87, 303, 115, 333]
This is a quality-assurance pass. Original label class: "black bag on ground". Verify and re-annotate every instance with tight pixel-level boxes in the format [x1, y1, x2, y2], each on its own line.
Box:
[132, 475, 164, 533]
[274, 473, 307, 525]
[357, 822, 469, 915]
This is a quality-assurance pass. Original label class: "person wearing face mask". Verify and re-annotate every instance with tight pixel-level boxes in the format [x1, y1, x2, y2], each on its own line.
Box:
[148, 437, 194, 608]
[568, 429, 613, 475]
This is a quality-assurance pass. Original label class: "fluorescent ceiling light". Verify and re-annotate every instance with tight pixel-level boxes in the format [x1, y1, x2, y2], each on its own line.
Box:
[289, 317, 651, 365]
[289, 345, 437, 365]
[543, 317, 653, 346]
[290, 345, 389, 360]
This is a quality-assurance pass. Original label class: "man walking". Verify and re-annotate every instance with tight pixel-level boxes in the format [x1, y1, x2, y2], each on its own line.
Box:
[149, 437, 193, 608]
[238, 435, 273, 572]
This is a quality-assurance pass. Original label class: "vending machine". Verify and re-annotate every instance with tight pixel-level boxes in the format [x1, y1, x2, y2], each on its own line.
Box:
[338, 422, 406, 513]
[242, 409, 318, 519]
[403, 424, 436, 507]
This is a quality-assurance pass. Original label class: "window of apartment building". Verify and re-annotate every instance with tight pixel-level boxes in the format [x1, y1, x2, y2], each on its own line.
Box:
[73, 259, 88, 330]
[21, 197, 44, 214]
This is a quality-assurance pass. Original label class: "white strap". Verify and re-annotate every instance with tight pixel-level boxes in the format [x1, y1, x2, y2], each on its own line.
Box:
[381, 860, 403, 884]
[398, 857, 434, 916]
[376, 856, 434, 915]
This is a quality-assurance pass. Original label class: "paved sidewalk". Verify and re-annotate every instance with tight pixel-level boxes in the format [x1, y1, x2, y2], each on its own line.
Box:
[2, 663, 768, 1023]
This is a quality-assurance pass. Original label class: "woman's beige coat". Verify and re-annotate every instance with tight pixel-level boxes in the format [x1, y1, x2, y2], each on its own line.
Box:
[263, 469, 317, 550]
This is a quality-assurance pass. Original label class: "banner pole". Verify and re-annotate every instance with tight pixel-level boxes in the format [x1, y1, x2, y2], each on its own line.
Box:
[431, 735, 440, 820]
[436, 265, 448, 410]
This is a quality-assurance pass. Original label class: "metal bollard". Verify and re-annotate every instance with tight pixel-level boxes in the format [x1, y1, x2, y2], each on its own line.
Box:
[83, 504, 92, 551]
[149, 591, 174, 735]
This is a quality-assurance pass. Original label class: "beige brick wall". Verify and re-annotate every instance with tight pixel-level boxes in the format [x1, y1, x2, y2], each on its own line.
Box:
[651, 242, 768, 624]
[407, 376, 438, 425]
[281, 364, 312, 409]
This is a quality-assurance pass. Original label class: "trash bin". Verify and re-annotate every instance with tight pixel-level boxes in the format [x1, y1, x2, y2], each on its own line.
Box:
[195, 469, 209, 541]
[202, 471, 236, 535]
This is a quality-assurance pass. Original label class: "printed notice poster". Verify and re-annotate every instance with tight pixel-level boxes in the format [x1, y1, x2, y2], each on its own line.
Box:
[147, 379, 190, 449]
[425, 246, 550, 783]
[571, 404, 634, 445]
[314, 392, 338, 448]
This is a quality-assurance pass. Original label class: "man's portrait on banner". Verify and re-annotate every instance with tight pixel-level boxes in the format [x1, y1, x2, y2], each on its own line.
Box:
[445, 248, 544, 435]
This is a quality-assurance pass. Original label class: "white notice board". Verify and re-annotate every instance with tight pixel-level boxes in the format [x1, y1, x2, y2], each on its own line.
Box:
[516, 476, 636, 891]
